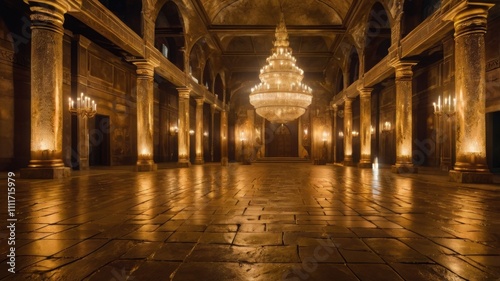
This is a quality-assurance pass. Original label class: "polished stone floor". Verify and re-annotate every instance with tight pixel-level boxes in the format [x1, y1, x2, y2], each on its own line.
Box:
[1, 163, 500, 280]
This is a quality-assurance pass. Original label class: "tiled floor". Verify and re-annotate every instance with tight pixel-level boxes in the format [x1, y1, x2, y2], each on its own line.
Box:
[1, 163, 500, 280]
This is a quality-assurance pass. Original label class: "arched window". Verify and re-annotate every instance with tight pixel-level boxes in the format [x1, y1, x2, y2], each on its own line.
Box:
[155, 1, 185, 70]
[364, 2, 391, 72]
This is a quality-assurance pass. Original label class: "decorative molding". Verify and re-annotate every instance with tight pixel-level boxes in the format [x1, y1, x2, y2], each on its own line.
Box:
[486, 58, 500, 72]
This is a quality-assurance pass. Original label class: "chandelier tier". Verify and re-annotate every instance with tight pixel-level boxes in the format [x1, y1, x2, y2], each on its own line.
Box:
[249, 13, 312, 124]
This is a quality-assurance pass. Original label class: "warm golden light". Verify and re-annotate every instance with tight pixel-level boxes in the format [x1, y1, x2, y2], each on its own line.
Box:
[249, 13, 312, 123]
[382, 121, 392, 132]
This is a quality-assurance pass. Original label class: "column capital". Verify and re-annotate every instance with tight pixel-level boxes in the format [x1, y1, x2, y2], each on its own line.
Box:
[196, 97, 205, 105]
[131, 59, 158, 77]
[358, 87, 373, 98]
[451, 4, 493, 37]
[177, 87, 191, 99]
[390, 60, 418, 80]
[343, 96, 354, 104]
[28, 0, 68, 33]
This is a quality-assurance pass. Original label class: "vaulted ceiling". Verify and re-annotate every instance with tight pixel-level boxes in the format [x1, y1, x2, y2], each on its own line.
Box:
[193, 0, 358, 79]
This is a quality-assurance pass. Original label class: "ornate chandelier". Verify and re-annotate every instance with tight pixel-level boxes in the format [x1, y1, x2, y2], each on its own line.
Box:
[249, 13, 312, 124]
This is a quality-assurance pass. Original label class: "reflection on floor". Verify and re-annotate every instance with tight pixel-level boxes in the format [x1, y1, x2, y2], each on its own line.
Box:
[1, 163, 500, 280]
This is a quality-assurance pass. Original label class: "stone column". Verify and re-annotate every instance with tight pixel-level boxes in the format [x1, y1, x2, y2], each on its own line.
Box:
[21, 1, 71, 178]
[221, 109, 229, 166]
[343, 97, 354, 166]
[177, 87, 191, 167]
[449, 4, 493, 183]
[358, 88, 373, 168]
[133, 60, 157, 171]
[332, 104, 338, 164]
[210, 104, 216, 162]
[194, 98, 205, 164]
[391, 60, 418, 174]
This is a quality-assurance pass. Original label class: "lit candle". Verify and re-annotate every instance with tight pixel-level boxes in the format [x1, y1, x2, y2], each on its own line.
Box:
[438, 96, 441, 110]
[433, 102, 436, 113]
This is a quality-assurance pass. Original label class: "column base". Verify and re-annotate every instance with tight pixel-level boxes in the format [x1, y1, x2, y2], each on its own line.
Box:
[177, 161, 191, 168]
[358, 162, 372, 169]
[449, 170, 493, 184]
[194, 159, 205, 165]
[391, 164, 418, 174]
[136, 163, 157, 172]
[221, 158, 229, 166]
[78, 159, 89, 170]
[343, 160, 355, 167]
[21, 167, 71, 179]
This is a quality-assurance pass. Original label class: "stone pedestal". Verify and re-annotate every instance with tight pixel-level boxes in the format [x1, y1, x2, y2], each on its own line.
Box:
[343, 97, 354, 167]
[449, 170, 492, 183]
[391, 60, 418, 174]
[22, 1, 70, 178]
[21, 167, 71, 179]
[178, 87, 191, 167]
[194, 98, 204, 165]
[448, 4, 493, 183]
[136, 160, 157, 172]
[391, 164, 418, 174]
[133, 60, 157, 172]
[358, 88, 373, 169]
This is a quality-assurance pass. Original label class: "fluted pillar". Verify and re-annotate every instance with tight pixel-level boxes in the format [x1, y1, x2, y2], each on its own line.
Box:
[194, 98, 205, 164]
[358, 88, 373, 168]
[21, 1, 71, 178]
[177, 87, 191, 167]
[134, 60, 157, 171]
[391, 60, 418, 174]
[449, 4, 493, 183]
[332, 104, 338, 164]
[221, 110, 229, 166]
[343, 97, 354, 166]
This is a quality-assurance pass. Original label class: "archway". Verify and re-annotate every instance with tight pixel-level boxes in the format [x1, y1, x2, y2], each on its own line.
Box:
[155, 1, 185, 70]
[364, 2, 391, 72]
[265, 122, 298, 157]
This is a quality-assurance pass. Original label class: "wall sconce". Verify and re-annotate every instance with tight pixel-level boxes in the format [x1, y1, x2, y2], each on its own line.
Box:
[304, 128, 308, 136]
[382, 121, 392, 133]
[352, 130, 359, 137]
[322, 131, 328, 142]
[240, 131, 246, 142]
[433, 94, 456, 117]
[170, 126, 179, 135]
[189, 129, 195, 135]
[338, 131, 344, 138]
[370, 126, 375, 134]
[69, 92, 97, 118]
[203, 131, 209, 137]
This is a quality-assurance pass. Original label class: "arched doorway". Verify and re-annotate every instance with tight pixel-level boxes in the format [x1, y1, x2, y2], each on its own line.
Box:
[265, 121, 298, 157]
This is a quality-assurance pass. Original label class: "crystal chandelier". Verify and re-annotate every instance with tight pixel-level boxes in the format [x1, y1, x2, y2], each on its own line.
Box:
[249, 13, 312, 124]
